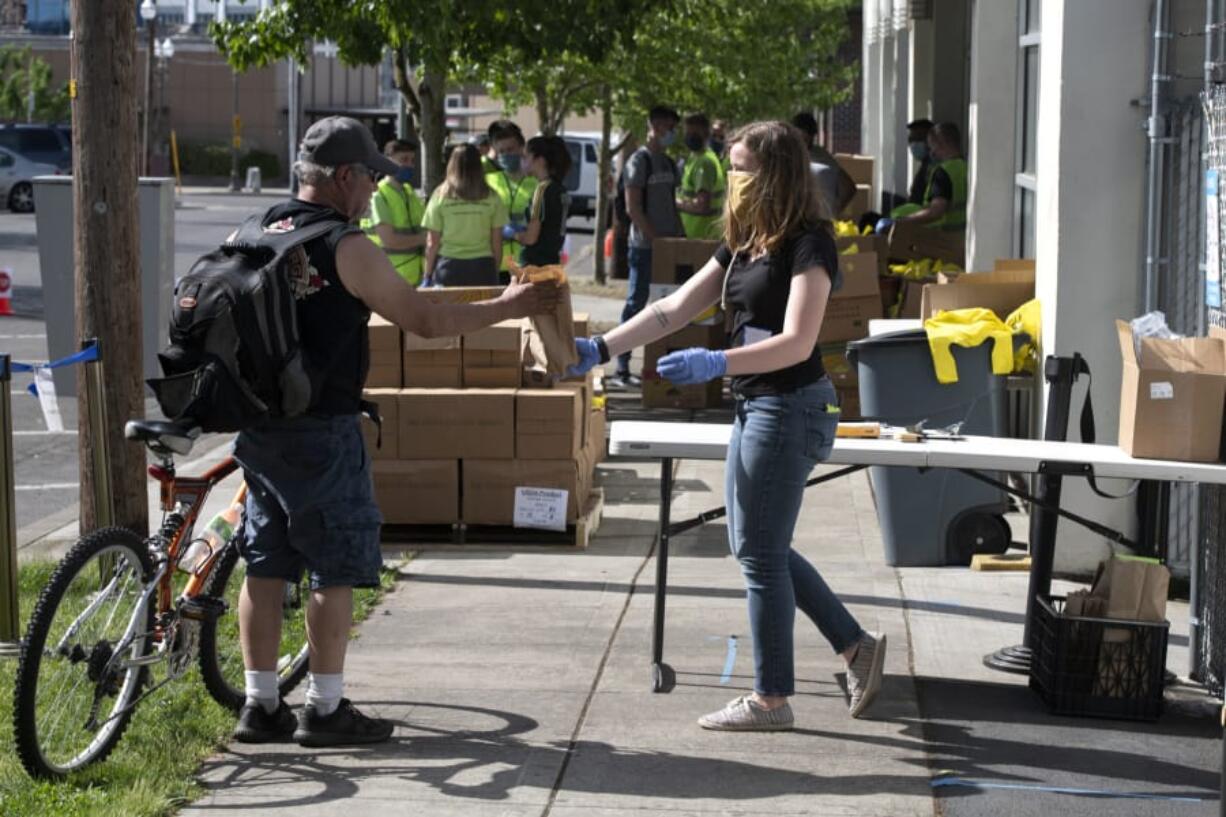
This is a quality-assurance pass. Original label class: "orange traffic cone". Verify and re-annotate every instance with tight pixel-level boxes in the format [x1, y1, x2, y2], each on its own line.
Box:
[603, 228, 614, 259]
[0, 268, 12, 316]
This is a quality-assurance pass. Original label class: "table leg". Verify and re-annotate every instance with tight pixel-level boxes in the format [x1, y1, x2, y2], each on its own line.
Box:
[651, 457, 676, 693]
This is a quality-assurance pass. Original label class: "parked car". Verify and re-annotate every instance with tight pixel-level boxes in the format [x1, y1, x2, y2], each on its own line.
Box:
[0, 123, 72, 172]
[0, 146, 61, 213]
[559, 132, 604, 219]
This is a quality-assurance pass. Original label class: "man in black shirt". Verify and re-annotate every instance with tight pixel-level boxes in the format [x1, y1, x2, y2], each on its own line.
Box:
[904, 119, 934, 205]
[232, 116, 553, 748]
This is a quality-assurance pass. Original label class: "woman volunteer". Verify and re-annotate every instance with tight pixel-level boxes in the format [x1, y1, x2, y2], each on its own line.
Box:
[508, 135, 572, 267]
[422, 144, 508, 286]
[569, 120, 886, 731]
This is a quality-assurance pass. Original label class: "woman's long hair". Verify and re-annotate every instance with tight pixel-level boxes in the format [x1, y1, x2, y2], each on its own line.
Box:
[525, 135, 572, 183]
[437, 143, 491, 201]
[723, 121, 833, 255]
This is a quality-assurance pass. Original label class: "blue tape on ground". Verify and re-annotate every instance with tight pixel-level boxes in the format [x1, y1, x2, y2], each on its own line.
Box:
[930, 775, 1203, 803]
[719, 635, 738, 685]
[10, 343, 99, 374]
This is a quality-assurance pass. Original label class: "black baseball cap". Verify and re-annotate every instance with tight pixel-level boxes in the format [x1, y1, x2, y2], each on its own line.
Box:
[297, 116, 399, 176]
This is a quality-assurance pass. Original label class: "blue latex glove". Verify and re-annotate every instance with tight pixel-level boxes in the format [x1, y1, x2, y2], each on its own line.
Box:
[656, 347, 727, 385]
[874, 217, 895, 235]
[502, 222, 525, 241]
[566, 338, 601, 378]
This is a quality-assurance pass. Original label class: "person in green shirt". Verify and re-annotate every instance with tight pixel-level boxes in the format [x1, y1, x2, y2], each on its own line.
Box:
[422, 144, 508, 286]
[881, 121, 967, 232]
[711, 118, 731, 173]
[484, 119, 538, 280]
[676, 112, 726, 240]
[359, 138, 426, 286]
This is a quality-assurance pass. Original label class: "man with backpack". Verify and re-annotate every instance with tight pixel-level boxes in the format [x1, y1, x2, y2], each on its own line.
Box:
[218, 116, 555, 747]
[611, 104, 683, 388]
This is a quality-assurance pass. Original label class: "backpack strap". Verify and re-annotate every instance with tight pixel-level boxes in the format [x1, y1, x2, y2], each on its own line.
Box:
[227, 211, 353, 262]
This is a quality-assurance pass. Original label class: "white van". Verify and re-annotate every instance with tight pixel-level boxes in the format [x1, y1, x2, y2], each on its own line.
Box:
[559, 132, 604, 219]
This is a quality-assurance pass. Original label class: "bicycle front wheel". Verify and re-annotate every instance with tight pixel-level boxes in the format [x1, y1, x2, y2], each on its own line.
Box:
[197, 542, 311, 712]
[13, 527, 155, 779]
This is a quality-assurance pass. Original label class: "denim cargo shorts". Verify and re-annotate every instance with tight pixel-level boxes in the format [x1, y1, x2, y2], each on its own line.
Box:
[232, 413, 383, 590]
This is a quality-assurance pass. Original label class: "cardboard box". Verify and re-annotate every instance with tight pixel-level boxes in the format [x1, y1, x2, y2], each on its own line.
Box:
[995, 258, 1036, 272]
[889, 220, 965, 267]
[360, 388, 400, 461]
[588, 407, 607, 464]
[555, 373, 594, 446]
[462, 320, 523, 387]
[920, 268, 1035, 320]
[573, 312, 590, 338]
[1117, 321, 1226, 462]
[651, 237, 721, 285]
[642, 323, 726, 409]
[517, 388, 584, 460]
[367, 314, 402, 388]
[835, 153, 874, 187]
[373, 460, 459, 525]
[403, 349, 463, 388]
[820, 252, 883, 343]
[398, 388, 515, 459]
[821, 341, 856, 387]
[836, 384, 861, 420]
[840, 184, 872, 220]
[836, 235, 889, 277]
[895, 278, 929, 319]
[462, 455, 591, 525]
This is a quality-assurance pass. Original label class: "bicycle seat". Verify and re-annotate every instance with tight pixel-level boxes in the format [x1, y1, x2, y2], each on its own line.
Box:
[124, 419, 201, 457]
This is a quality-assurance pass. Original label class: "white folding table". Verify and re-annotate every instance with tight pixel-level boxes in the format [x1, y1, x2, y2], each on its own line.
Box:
[609, 420, 1226, 693]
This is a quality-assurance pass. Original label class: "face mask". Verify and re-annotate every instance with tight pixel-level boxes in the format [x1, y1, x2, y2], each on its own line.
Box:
[498, 152, 522, 173]
[909, 141, 929, 161]
[726, 170, 755, 220]
[396, 166, 415, 185]
[684, 134, 705, 153]
[709, 139, 725, 156]
[659, 129, 676, 148]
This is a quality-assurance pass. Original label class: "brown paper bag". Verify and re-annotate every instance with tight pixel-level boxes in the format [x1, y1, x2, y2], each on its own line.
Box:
[1102, 557, 1170, 623]
[511, 262, 578, 376]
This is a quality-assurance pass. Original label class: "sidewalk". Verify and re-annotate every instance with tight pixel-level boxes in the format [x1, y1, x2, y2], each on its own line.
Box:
[180, 450, 1223, 816]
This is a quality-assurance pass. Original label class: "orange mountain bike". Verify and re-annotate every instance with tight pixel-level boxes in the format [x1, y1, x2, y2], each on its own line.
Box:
[12, 419, 310, 779]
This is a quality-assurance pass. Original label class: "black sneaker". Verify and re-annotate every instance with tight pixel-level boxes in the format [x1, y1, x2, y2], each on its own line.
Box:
[293, 698, 395, 747]
[608, 372, 641, 389]
[233, 699, 296, 744]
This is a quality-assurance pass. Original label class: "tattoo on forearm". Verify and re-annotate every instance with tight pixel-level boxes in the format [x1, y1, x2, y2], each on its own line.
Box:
[651, 304, 670, 328]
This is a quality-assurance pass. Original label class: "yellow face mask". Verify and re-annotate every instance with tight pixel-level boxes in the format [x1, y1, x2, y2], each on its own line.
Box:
[726, 170, 755, 221]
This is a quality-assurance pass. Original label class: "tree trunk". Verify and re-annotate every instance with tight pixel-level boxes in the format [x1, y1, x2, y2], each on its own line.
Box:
[72, 0, 147, 534]
[593, 88, 613, 285]
[391, 44, 420, 142]
[535, 85, 552, 136]
[417, 65, 447, 194]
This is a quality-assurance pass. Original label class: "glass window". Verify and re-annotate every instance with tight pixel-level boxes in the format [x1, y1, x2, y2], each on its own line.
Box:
[19, 130, 62, 153]
[1021, 47, 1039, 175]
[585, 143, 597, 163]
[0, 152, 14, 168]
[563, 140, 582, 191]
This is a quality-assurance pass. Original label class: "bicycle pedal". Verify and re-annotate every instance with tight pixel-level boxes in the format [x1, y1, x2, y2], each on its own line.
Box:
[178, 595, 228, 623]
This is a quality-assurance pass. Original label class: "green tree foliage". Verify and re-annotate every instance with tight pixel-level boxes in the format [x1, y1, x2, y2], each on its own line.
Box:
[0, 46, 70, 124]
[210, 0, 647, 191]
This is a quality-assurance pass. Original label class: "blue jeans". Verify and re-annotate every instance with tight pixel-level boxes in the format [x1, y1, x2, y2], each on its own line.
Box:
[618, 246, 652, 372]
[725, 379, 863, 697]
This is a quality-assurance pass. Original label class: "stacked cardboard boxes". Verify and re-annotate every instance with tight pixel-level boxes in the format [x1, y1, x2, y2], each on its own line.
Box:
[821, 251, 883, 418]
[363, 292, 605, 530]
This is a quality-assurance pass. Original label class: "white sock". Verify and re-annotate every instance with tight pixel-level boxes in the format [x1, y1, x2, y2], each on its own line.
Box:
[244, 670, 279, 713]
[306, 672, 344, 716]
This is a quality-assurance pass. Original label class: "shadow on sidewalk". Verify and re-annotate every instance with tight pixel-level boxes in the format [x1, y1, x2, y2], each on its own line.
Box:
[194, 699, 934, 809]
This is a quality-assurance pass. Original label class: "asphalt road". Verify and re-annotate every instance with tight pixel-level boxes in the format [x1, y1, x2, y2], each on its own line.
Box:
[0, 188, 598, 542]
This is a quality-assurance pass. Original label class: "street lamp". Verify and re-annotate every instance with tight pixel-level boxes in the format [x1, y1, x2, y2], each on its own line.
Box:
[140, 0, 157, 176]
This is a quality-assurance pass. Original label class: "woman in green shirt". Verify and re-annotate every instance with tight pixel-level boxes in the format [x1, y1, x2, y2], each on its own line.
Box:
[422, 144, 509, 286]
[511, 135, 573, 267]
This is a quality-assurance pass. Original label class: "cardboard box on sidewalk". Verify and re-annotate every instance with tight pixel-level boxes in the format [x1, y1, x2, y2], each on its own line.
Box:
[516, 388, 584, 460]
[642, 323, 726, 409]
[1116, 321, 1226, 462]
[360, 388, 399, 461]
[588, 406, 607, 463]
[841, 184, 872, 220]
[649, 237, 722, 325]
[820, 252, 882, 343]
[573, 312, 590, 338]
[372, 460, 459, 524]
[889, 220, 965, 267]
[367, 314, 402, 388]
[463, 320, 523, 388]
[403, 349, 462, 388]
[835, 153, 874, 187]
[995, 258, 1036, 272]
[416, 286, 504, 305]
[920, 268, 1035, 320]
[398, 388, 515, 459]
[462, 454, 591, 525]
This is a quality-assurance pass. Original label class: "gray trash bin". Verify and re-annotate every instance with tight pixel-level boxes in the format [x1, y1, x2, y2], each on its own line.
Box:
[847, 328, 1023, 567]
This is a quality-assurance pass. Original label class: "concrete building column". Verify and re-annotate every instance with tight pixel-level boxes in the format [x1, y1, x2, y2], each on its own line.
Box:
[861, 0, 882, 183]
[1036, 0, 1149, 570]
[966, 0, 1019, 271]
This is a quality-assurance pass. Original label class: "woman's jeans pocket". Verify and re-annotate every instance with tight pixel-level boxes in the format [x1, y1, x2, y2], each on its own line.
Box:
[804, 403, 839, 461]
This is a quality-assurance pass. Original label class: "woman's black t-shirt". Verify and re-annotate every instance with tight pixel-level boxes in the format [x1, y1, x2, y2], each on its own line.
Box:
[714, 227, 841, 397]
[519, 179, 569, 266]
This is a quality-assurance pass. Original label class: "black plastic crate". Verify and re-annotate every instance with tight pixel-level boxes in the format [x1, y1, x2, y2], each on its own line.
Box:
[1028, 595, 1169, 721]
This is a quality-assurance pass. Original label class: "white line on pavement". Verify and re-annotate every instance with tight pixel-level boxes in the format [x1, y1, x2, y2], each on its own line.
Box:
[12, 429, 76, 436]
[0, 334, 47, 339]
[15, 482, 78, 491]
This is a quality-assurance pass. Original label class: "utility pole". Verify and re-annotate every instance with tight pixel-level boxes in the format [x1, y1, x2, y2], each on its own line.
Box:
[228, 70, 240, 192]
[140, 1, 155, 175]
[71, 0, 148, 535]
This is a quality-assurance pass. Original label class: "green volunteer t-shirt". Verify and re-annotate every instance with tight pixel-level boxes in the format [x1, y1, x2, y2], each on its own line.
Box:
[422, 191, 509, 260]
